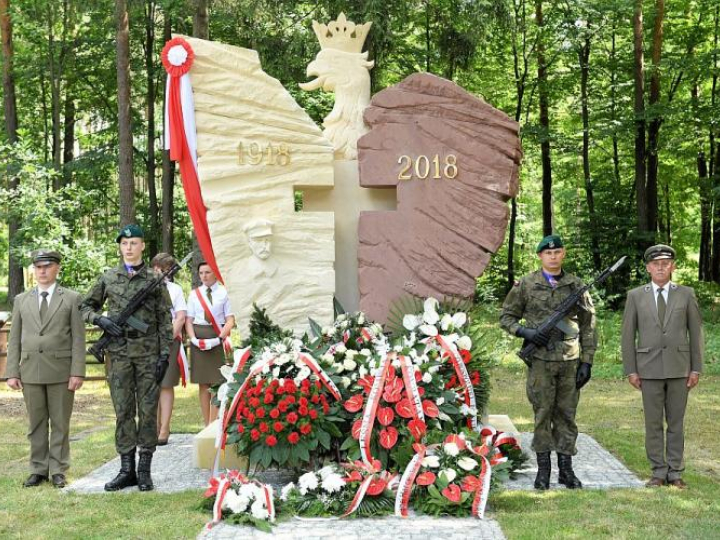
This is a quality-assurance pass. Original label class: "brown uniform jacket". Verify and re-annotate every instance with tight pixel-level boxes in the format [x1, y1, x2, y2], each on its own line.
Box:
[621, 282, 703, 379]
[6, 285, 86, 384]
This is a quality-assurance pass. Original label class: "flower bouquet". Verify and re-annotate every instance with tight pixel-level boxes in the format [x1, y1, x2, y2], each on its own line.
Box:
[222, 339, 344, 468]
[202, 470, 275, 532]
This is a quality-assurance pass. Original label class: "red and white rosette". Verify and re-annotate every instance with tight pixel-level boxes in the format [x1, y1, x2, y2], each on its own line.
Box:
[176, 336, 190, 387]
[162, 37, 223, 282]
[435, 335, 479, 432]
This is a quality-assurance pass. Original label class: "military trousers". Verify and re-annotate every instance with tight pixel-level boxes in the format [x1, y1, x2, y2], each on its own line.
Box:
[108, 354, 159, 454]
[22, 382, 75, 475]
[640, 377, 689, 481]
[526, 359, 579, 455]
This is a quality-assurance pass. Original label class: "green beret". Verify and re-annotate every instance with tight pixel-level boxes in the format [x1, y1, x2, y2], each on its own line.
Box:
[31, 249, 62, 266]
[115, 223, 144, 243]
[644, 244, 675, 263]
[536, 234, 564, 253]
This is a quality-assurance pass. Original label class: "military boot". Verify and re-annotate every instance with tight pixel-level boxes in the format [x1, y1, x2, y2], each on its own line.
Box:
[137, 451, 154, 492]
[534, 452, 551, 490]
[557, 453, 583, 489]
[104, 450, 137, 491]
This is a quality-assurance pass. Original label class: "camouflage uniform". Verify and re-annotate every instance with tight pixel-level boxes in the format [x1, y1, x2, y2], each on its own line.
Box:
[81, 264, 173, 454]
[500, 270, 597, 455]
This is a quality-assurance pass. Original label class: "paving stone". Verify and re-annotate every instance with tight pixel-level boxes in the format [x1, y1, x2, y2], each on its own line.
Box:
[198, 515, 506, 540]
[503, 433, 645, 491]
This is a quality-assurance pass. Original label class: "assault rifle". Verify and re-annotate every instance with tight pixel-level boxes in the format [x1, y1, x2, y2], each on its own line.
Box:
[88, 253, 192, 363]
[517, 256, 627, 367]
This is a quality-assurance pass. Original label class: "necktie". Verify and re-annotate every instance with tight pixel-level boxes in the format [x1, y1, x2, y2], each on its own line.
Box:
[657, 288, 666, 326]
[206, 286, 213, 305]
[40, 292, 49, 323]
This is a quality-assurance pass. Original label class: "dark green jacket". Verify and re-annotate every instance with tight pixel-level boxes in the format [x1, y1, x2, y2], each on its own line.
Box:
[500, 270, 597, 363]
[80, 263, 173, 358]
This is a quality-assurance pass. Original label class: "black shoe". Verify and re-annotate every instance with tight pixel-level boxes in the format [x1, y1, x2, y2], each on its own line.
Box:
[137, 451, 154, 492]
[51, 474, 67, 488]
[557, 453, 583, 489]
[104, 450, 138, 492]
[534, 452, 551, 490]
[23, 474, 48, 487]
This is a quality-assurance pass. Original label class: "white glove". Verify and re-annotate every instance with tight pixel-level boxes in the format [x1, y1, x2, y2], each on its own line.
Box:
[191, 337, 221, 351]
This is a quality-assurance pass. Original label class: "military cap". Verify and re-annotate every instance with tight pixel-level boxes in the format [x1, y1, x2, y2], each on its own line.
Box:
[644, 244, 675, 263]
[243, 218, 273, 238]
[116, 223, 144, 243]
[31, 249, 62, 266]
[536, 234, 564, 253]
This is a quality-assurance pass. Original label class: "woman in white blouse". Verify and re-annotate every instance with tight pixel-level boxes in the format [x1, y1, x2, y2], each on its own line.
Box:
[185, 261, 235, 425]
[151, 253, 187, 444]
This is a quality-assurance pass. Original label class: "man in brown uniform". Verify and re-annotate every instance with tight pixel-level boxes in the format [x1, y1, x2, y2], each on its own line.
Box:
[622, 244, 703, 489]
[6, 250, 86, 488]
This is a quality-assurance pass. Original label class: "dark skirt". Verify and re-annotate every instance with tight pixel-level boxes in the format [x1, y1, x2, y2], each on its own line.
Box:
[190, 324, 226, 385]
[160, 338, 183, 388]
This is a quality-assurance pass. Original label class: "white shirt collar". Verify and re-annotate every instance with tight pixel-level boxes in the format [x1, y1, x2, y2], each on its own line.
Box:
[37, 282, 57, 296]
[651, 281, 672, 293]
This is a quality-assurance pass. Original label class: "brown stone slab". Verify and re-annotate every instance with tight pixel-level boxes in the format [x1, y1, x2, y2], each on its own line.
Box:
[357, 73, 521, 322]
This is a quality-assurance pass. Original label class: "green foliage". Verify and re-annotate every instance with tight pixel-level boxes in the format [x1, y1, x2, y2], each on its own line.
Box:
[240, 303, 294, 350]
[0, 142, 114, 291]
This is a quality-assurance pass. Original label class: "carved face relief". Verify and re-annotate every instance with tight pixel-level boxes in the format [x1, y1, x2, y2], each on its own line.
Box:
[248, 235, 272, 260]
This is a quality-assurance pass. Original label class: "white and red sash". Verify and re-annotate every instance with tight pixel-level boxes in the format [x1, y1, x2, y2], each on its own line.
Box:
[194, 288, 232, 355]
[176, 336, 190, 387]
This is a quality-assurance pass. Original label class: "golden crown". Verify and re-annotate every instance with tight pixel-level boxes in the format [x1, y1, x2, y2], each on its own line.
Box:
[311, 13, 372, 54]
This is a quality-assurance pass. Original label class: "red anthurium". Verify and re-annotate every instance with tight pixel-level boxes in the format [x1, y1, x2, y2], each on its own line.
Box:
[416, 472, 436, 486]
[422, 399, 440, 418]
[367, 477, 388, 496]
[345, 470, 363, 483]
[379, 426, 399, 449]
[377, 406, 395, 426]
[461, 475, 481, 492]
[407, 419, 427, 440]
[444, 434, 467, 451]
[442, 484, 462, 503]
[395, 399, 415, 418]
[358, 375, 375, 394]
[351, 420, 362, 440]
[344, 394, 365, 413]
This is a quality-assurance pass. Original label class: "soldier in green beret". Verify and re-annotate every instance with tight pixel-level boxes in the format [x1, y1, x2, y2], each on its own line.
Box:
[500, 234, 597, 490]
[80, 224, 173, 491]
[621, 244, 703, 489]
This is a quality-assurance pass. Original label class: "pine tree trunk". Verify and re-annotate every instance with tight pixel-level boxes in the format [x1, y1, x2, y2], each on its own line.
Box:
[1, 0, 24, 302]
[633, 0, 649, 245]
[145, 0, 159, 257]
[646, 0, 664, 238]
[116, 0, 135, 226]
[191, 0, 209, 286]
[161, 11, 174, 254]
[536, 0, 553, 236]
[579, 29, 601, 272]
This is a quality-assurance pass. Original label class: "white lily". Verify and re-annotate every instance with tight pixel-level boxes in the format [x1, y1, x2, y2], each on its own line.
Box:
[452, 312, 467, 328]
[403, 314, 422, 330]
[419, 324, 439, 337]
[456, 336, 472, 351]
[443, 442, 460, 456]
[440, 313, 453, 331]
[440, 468, 457, 483]
[457, 456, 478, 471]
[421, 455, 440, 468]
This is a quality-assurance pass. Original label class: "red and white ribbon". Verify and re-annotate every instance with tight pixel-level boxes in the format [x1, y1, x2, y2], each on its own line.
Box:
[472, 455, 491, 519]
[176, 336, 190, 387]
[298, 352, 341, 400]
[342, 474, 375, 517]
[394, 446, 426, 517]
[359, 354, 393, 466]
[206, 476, 231, 529]
[162, 37, 223, 282]
[436, 335, 479, 432]
[399, 356, 424, 423]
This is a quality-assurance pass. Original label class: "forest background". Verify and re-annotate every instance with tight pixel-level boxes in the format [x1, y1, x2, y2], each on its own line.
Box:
[1, 0, 719, 336]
